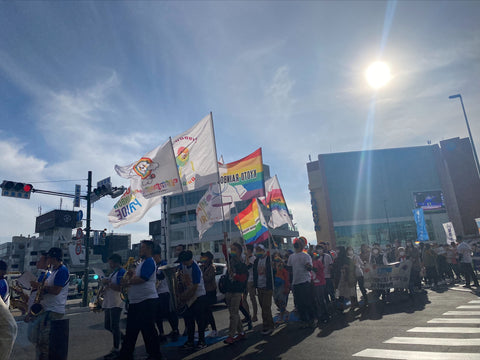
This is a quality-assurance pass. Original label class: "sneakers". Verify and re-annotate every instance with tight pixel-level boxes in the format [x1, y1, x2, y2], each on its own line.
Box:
[207, 330, 218, 338]
[224, 336, 237, 344]
[261, 328, 273, 335]
[236, 332, 246, 341]
[181, 341, 195, 350]
[196, 340, 207, 349]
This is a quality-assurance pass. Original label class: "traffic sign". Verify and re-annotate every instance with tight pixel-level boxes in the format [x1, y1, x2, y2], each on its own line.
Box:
[76, 228, 84, 240]
[77, 210, 83, 221]
[73, 184, 81, 207]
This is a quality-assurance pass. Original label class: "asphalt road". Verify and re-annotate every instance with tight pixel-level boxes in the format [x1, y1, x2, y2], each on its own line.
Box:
[10, 284, 480, 360]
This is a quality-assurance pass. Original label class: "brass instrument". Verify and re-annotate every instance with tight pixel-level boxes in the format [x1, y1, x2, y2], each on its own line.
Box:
[120, 257, 137, 303]
[89, 281, 105, 313]
[10, 281, 29, 315]
[174, 268, 197, 315]
[30, 267, 50, 316]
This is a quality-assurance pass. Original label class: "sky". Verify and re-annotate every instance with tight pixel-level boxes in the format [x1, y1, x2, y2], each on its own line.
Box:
[0, 1, 479, 245]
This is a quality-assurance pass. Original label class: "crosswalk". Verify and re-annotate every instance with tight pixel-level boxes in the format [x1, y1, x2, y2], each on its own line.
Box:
[352, 298, 480, 359]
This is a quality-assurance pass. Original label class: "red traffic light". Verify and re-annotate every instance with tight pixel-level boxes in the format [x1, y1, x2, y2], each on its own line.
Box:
[23, 184, 33, 192]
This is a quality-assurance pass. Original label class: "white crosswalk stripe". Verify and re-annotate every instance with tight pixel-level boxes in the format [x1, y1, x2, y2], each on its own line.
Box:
[408, 327, 480, 333]
[353, 349, 480, 359]
[353, 300, 480, 359]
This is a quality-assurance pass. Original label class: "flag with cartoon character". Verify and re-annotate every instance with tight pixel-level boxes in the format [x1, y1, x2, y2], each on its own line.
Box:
[171, 113, 218, 190]
[114, 139, 181, 199]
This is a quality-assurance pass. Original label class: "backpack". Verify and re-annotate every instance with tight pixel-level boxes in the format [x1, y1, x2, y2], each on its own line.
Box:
[218, 274, 229, 294]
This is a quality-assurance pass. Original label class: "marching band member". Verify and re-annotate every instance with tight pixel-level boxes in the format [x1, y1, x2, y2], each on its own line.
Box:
[117, 240, 162, 360]
[102, 254, 126, 360]
[0, 296, 17, 360]
[176, 250, 208, 350]
[30, 247, 70, 360]
[0, 261, 10, 308]
[153, 246, 179, 343]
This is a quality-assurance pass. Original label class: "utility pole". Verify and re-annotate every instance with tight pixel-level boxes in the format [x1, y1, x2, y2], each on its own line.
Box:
[82, 171, 92, 307]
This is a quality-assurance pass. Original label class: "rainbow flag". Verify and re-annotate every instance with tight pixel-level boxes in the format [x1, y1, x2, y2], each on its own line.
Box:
[219, 148, 265, 201]
[263, 175, 294, 229]
[234, 198, 270, 244]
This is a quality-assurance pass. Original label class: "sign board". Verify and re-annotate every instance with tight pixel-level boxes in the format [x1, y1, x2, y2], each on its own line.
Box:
[73, 184, 81, 207]
[76, 228, 84, 239]
[97, 177, 111, 189]
[76, 210, 83, 222]
[364, 261, 412, 290]
[442, 222, 456, 244]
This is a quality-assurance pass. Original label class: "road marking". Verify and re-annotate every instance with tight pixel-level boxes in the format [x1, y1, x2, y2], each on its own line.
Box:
[352, 349, 480, 359]
[457, 305, 480, 309]
[450, 287, 474, 292]
[443, 311, 480, 316]
[469, 300, 480, 304]
[408, 327, 480, 333]
[384, 337, 480, 346]
[429, 318, 480, 324]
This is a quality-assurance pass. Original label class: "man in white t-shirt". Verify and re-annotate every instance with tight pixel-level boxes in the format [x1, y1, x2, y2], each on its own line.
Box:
[102, 254, 126, 359]
[457, 236, 479, 288]
[287, 237, 316, 328]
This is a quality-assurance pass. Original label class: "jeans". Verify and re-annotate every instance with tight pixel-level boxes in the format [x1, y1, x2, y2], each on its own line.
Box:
[257, 288, 274, 331]
[293, 282, 316, 323]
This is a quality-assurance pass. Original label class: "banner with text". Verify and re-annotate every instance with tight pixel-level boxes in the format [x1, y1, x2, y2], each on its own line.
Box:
[363, 261, 412, 290]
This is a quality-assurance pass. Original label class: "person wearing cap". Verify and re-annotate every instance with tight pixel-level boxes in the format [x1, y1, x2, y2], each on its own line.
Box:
[153, 246, 179, 343]
[287, 237, 316, 328]
[118, 240, 162, 360]
[253, 244, 274, 335]
[30, 247, 69, 360]
[200, 251, 218, 337]
[101, 253, 126, 360]
[176, 250, 208, 350]
[0, 260, 9, 308]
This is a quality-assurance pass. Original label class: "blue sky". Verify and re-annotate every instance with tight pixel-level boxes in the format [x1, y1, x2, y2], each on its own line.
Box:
[0, 1, 479, 245]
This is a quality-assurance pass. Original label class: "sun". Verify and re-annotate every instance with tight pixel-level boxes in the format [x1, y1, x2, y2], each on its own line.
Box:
[365, 61, 391, 89]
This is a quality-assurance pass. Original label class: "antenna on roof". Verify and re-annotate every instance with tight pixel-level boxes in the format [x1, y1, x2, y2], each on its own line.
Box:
[308, 154, 312, 162]
[427, 140, 432, 145]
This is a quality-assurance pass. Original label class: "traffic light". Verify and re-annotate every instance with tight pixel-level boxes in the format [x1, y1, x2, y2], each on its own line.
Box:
[1, 181, 34, 199]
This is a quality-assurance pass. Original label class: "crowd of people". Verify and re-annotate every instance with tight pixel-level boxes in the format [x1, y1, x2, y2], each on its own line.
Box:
[2, 235, 480, 360]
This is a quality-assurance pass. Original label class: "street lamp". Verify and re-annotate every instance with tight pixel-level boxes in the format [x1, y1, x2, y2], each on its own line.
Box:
[449, 94, 480, 179]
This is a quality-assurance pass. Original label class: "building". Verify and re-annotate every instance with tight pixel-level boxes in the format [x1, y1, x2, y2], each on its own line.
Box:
[151, 167, 299, 263]
[307, 137, 480, 249]
[93, 233, 131, 264]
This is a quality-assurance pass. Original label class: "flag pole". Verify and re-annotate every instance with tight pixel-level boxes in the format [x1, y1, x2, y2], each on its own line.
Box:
[259, 198, 276, 292]
[169, 137, 195, 251]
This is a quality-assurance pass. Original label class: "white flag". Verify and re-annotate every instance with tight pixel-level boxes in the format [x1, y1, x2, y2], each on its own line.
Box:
[196, 183, 241, 239]
[114, 139, 181, 199]
[172, 114, 218, 191]
[108, 186, 162, 228]
[442, 222, 456, 245]
[264, 175, 294, 229]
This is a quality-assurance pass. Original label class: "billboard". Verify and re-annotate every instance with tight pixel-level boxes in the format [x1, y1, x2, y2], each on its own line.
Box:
[413, 190, 445, 212]
[35, 210, 79, 233]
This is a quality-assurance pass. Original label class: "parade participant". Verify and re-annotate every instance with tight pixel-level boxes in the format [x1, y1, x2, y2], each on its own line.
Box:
[244, 244, 258, 323]
[200, 251, 218, 337]
[0, 296, 17, 360]
[0, 261, 10, 308]
[30, 247, 70, 360]
[457, 236, 479, 288]
[253, 244, 274, 335]
[317, 244, 335, 305]
[287, 237, 316, 328]
[152, 247, 179, 343]
[311, 250, 328, 322]
[369, 245, 388, 301]
[348, 246, 367, 305]
[102, 254, 126, 360]
[272, 253, 290, 324]
[406, 240, 422, 290]
[446, 243, 461, 283]
[222, 241, 248, 344]
[118, 240, 161, 360]
[333, 247, 356, 309]
[423, 244, 438, 288]
[176, 250, 208, 350]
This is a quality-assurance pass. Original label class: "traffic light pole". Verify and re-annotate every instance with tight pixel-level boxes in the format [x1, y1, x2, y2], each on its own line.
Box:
[82, 171, 92, 307]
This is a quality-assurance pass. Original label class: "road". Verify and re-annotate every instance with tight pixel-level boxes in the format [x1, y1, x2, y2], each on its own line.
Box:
[10, 284, 480, 360]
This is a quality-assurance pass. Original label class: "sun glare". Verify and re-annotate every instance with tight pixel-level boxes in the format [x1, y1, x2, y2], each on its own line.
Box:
[366, 61, 391, 89]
